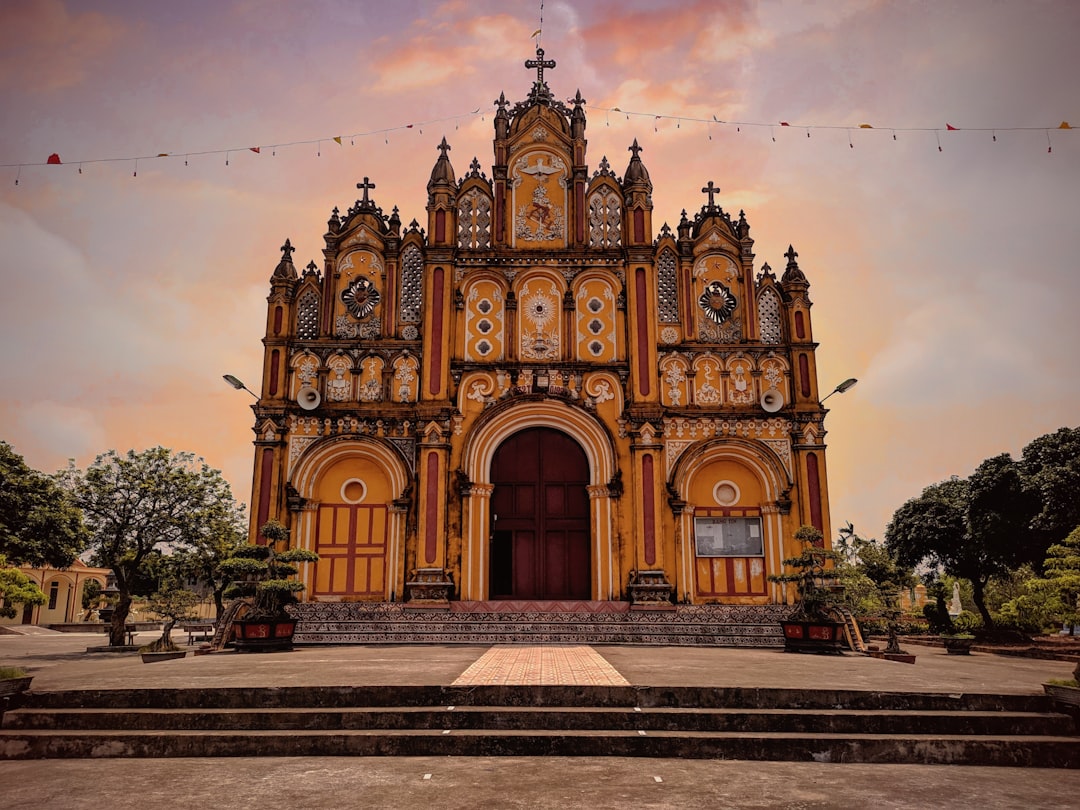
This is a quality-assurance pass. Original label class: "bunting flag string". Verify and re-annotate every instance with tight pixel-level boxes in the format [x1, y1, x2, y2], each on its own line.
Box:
[593, 104, 1073, 148]
[4, 101, 1074, 182]
[1, 108, 483, 173]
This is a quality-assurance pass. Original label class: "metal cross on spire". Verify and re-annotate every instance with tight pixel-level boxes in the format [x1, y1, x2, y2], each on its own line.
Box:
[701, 181, 720, 208]
[525, 47, 556, 86]
[356, 177, 376, 203]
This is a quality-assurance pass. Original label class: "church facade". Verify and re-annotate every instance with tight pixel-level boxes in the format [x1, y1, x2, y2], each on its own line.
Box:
[246, 53, 835, 611]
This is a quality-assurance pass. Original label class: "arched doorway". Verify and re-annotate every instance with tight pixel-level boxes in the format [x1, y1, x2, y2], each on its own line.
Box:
[489, 427, 591, 599]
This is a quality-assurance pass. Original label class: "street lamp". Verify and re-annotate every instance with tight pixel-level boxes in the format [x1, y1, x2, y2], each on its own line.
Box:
[223, 374, 258, 399]
[820, 377, 858, 404]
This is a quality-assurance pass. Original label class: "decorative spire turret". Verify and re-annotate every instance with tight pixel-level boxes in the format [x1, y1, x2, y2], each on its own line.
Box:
[356, 177, 376, 208]
[624, 139, 651, 186]
[271, 238, 297, 281]
[428, 137, 456, 190]
[781, 245, 807, 285]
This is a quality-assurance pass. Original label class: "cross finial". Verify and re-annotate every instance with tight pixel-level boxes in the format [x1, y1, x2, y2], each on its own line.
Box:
[701, 181, 719, 208]
[628, 139, 643, 158]
[356, 177, 376, 203]
[525, 47, 556, 86]
[280, 238, 294, 260]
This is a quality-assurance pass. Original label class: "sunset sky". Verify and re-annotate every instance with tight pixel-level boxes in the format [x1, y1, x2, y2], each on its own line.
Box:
[1, 0, 1077, 544]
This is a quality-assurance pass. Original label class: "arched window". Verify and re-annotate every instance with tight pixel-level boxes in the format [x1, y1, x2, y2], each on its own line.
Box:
[457, 189, 492, 249]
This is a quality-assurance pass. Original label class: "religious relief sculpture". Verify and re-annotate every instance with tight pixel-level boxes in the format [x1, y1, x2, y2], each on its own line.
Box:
[326, 357, 352, 402]
[392, 356, 419, 402]
[519, 281, 560, 361]
[341, 277, 380, 320]
[512, 154, 567, 243]
[358, 356, 383, 402]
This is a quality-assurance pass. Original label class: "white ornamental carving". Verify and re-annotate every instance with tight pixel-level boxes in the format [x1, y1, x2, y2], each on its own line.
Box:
[519, 283, 560, 360]
[696, 364, 721, 405]
[288, 436, 318, 473]
[760, 438, 793, 477]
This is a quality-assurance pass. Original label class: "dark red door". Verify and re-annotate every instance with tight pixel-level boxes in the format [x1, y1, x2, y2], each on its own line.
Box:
[490, 427, 590, 599]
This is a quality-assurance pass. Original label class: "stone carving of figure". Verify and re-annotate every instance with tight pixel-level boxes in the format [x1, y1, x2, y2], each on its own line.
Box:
[948, 582, 963, 617]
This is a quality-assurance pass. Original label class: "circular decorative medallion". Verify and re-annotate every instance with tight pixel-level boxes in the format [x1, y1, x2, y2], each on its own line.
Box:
[341, 478, 368, 504]
[477, 319, 493, 334]
[699, 281, 737, 324]
[660, 326, 679, 344]
[476, 340, 492, 356]
[713, 480, 741, 506]
[341, 277, 380, 319]
[402, 325, 419, 341]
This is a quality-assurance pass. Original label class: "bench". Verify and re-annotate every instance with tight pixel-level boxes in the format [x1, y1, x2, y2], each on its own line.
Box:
[181, 623, 215, 646]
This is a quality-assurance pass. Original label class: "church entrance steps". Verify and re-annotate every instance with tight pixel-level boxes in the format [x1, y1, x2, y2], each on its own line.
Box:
[290, 602, 791, 647]
[3, 686, 1076, 766]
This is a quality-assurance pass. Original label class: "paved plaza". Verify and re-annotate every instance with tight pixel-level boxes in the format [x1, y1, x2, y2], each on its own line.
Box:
[1, 630, 1079, 809]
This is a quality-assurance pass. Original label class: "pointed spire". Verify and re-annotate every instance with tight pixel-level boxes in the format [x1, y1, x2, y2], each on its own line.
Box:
[428, 137, 455, 189]
[624, 139, 651, 185]
[678, 209, 691, 240]
[388, 205, 401, 237]
[737, 209, 750, 239]
[781, 245, 808, 286]
[272, 238, 298, 281]
[328, 206, 341, 233]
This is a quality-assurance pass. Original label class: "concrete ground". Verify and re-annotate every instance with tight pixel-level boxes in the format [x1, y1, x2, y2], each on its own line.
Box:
[2, 630, 1078, 809]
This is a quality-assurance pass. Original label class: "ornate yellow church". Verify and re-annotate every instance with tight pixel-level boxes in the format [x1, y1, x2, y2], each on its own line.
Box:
[245, 51, 835, 639]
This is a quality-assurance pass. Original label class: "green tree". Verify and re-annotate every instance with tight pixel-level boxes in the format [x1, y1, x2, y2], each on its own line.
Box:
[1004, 526, 1080, 635]
[1020, 427, 1080, 552]
[968, 453, 1042, 569]
[61, 448, 244, 646]
[0, 553, 47, 619]
[172, 504, 247, 622]
[885, 476, 1005, 628]
[0, 441, 87, 568]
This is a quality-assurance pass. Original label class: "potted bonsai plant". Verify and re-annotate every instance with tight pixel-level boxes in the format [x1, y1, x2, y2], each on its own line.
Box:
[769, 525, 847, 653]
[220, 519, 318, 652]
[139, 584, 200, 663]
[941, 610, 979, 655]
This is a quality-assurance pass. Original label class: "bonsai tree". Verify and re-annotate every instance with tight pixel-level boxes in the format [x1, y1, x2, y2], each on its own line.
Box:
[141, 585, 200, 653]
[769, 525, 845, 620]
[220, 519, 319, 621]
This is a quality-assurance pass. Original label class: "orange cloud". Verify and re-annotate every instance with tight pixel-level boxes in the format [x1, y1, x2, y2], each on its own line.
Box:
[0, 0, 131, 92]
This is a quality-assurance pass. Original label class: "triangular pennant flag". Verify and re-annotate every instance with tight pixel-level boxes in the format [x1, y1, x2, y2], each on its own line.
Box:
[1059, 121, 1072, 129]
[156, 153, 169, 157]
[859, 123, 873, 128]
[46, 153, 62, 164]
[946, 124, 958, 130]
[332, 136, 342, 145]
[249, 147, 260, 153]
[780, 121, 790, 126]
[406, 124, 414, 129]
[531, 28, 541, 38]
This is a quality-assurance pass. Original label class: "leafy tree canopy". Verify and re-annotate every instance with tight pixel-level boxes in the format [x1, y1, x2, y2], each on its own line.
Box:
[0, 553, 47, 619]
[0, 441, 88, 568]
[1020, 427, 1080, 546]
[61, 447, 243, 645]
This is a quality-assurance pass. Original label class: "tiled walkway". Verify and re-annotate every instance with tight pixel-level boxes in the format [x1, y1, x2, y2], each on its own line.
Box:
[452, 645, 630, 686]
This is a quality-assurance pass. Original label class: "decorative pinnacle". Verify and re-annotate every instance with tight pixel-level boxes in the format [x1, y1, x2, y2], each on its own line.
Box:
[785, 245, 799, 266]
[525, 47, 556, 86]
[628, 139, 643, 158]
[356, 177, 376, 203]
[305, 260, 318, 273]
[494, 91, 509, 110]
[572, 89, 586, 106]
[437, 137, 451, 157]
[279, 238, 294, 261]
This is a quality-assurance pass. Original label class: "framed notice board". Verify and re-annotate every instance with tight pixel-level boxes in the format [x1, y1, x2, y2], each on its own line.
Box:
[693, 516, 764, 557]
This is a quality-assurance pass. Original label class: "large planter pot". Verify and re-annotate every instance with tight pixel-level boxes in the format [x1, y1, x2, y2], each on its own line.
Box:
[0, 677, 33, 698]
[1044, 683, 1080, 708]
[232, 619, 297, 652]
[942, 636, 975, 655]
[779, 620, 845, 654]
[140, 651, 187, 664]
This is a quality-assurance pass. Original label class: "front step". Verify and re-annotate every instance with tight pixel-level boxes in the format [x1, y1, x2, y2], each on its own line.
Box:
[289, 602, 791, 646]
[2, 686, 1076, 766]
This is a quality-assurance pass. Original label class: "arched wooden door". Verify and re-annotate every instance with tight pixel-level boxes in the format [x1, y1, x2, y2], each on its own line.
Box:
[489, 427, 591, 599]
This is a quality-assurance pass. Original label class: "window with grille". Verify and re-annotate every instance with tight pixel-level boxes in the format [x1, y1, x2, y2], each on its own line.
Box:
[400, 246, 423, 324]
[297, 290, 319, 339]
[658, 250, 679, 322]
[758, 287, 782, 344]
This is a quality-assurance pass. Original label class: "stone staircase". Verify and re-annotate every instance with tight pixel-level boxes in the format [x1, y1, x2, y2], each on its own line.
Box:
[290, 601, 791, 647]
[2, 685, 1076, 766]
